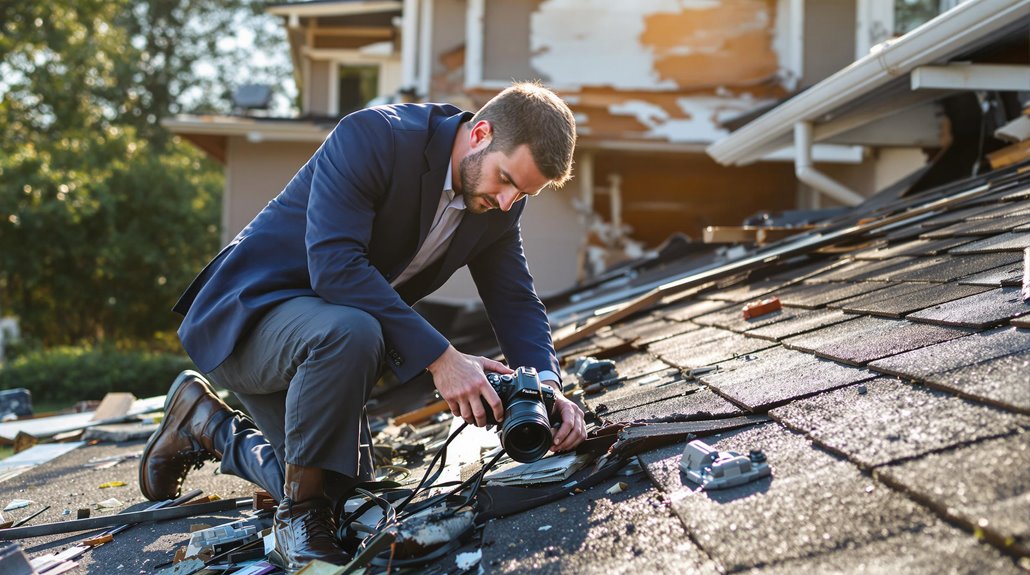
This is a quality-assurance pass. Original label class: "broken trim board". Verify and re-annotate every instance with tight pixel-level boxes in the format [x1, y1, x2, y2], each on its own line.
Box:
[0, 395, 166, 442]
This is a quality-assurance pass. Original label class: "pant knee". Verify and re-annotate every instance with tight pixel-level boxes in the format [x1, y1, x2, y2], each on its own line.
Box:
[311, 308, 384, 363]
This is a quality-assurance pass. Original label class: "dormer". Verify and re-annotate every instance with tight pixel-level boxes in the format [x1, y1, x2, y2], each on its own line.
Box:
[267, 1, 405, 118]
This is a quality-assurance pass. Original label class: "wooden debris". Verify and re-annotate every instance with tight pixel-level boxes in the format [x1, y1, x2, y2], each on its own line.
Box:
[90, 393, 136, 422]
[742, 296, 782, 319]
[703, 225, 817, 245]
[987, 140, 1030, 170]
[394, 400, 449, 426]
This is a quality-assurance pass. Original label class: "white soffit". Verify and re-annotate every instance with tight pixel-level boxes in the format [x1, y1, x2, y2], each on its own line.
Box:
[266, 1, 402, 18]
[706, 0, 1030, 166]
[162, 116, 330, 143]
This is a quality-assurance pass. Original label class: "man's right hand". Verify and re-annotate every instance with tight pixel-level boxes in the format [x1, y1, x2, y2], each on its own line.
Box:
[427, 345, 512, 427]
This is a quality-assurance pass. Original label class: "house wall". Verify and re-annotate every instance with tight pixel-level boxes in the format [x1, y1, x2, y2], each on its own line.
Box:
[223, 137, 320, 245]
[482, 0, 541, 83]
[592, 151, 798, 245]
[308, 60, 332, 116]
[801, 0, 856, 87]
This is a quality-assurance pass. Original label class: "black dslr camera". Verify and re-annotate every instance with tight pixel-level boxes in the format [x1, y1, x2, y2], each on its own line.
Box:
[484, 367, 560, 463]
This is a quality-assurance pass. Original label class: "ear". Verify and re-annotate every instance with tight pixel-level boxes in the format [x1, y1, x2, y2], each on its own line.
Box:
[468, 120, 493, 152]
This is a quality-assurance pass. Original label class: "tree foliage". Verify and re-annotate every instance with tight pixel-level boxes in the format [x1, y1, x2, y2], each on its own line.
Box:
[0, 1, 287, 349]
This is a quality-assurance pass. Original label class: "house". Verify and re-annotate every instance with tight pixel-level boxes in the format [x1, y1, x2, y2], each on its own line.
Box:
[3, 4, 1028, 571]
[164, 0, 979, 305]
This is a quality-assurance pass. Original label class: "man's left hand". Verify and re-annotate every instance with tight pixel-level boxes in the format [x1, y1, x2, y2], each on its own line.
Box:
[541, 382, 586, 452]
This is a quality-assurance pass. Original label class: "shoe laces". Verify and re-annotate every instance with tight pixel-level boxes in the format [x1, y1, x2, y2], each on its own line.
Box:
[289, 500, 342, 549]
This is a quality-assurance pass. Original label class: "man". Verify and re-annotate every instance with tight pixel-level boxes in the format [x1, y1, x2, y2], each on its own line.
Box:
[139, 82, 586, 571]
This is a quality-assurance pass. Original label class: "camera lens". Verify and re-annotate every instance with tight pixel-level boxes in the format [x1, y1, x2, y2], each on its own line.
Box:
[500, 398, 552, 463]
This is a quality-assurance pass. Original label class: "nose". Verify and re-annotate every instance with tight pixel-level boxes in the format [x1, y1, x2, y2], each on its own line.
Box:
[498, 190, 519, 212]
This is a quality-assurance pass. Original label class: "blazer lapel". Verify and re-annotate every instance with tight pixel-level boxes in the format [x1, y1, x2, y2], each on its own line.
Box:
[417, 111, 473, 247]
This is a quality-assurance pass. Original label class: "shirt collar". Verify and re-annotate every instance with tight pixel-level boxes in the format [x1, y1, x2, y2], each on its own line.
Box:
[443, 160, 466, 210]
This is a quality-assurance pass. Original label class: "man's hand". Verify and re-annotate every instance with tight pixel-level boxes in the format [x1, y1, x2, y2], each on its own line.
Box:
[428, 345, 513, 427]
[541, 381, 586, 453]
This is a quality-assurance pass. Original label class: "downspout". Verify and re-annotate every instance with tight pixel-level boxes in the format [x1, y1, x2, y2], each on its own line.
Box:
[794, 122, 866, 206]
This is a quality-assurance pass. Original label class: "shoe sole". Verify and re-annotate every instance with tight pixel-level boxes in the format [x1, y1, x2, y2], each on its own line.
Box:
[138, 369, 208, 501]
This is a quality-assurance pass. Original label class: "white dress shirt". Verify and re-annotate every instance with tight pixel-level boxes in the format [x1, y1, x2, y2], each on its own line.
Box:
[390, 163, 560, 387]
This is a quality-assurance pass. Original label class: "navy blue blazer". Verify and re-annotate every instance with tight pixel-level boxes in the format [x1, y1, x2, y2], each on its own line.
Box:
[174, 103, 560, 383]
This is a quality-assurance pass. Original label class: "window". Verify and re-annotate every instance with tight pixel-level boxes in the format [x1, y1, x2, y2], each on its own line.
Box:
[338, 65, 379, 116]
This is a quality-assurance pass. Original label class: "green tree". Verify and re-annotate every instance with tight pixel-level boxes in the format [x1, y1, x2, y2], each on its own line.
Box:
[0, 1, 286, 349]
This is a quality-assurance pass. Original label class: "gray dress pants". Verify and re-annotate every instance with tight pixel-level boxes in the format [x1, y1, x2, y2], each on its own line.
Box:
[209, 296, 385, 497]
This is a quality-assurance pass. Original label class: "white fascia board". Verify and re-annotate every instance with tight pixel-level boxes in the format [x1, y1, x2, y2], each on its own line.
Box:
[762, 144, 867, 164]
[706, 0, 1030, 166]
[163, 116, 330, 143]
[267, 1, 402, 18]
[911, 64, 1030, 91]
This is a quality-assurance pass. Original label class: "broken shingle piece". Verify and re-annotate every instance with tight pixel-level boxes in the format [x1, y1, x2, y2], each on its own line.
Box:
[906, 287, 1030, 329]
[923, 350, 1030, 413]
[868, 326, 1030, 380]
[951, 232, 1030, 254]
[879, 433, 1030, 553]
[838, 282, 992, 318]
[770, 378, 1030, 468]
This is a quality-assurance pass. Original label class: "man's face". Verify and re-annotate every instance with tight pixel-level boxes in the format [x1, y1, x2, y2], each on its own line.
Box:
[459, 143, 550, 215]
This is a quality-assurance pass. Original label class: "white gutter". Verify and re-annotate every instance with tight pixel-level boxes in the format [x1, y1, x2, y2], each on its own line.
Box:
[707, 0, 1030, 166]
[794, 122, 865, 205]
[267, 1, 402, 18]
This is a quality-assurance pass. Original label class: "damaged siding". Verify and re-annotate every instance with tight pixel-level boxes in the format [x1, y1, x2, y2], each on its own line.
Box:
[487, 0, 789, 145]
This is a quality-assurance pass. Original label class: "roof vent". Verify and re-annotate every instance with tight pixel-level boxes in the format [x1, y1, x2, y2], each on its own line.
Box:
[232, 84, 273, 114]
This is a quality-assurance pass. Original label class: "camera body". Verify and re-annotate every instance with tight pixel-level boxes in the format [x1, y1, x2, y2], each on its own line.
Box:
[484, 367, 560, 463]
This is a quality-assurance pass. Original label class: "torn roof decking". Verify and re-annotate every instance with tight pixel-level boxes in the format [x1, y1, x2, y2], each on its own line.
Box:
[524, 166, 1030, 571]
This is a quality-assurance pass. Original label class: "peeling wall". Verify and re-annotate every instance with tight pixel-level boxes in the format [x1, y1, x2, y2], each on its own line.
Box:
[529, 0, 780, 91]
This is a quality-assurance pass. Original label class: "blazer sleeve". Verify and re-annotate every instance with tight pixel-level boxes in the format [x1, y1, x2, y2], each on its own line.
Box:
[468, 216, 561, 379]
[305, 109, 450, 382]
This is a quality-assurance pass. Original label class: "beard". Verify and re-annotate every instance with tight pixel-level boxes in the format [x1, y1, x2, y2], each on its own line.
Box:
[459, 147, 495, 214]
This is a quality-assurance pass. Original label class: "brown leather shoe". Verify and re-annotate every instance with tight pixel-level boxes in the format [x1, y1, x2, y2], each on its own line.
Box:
[269, 497, 351, 571]
[138, 370, 233, 501]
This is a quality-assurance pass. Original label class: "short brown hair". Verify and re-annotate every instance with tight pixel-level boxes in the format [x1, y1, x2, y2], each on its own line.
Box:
[471, 82, 576, 188]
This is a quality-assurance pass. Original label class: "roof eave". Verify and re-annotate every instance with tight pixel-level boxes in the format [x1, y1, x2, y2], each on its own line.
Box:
[706, 0, 1030, 167]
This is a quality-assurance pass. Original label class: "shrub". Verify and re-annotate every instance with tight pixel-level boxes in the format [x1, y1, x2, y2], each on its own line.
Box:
[0, 346, 196, 404]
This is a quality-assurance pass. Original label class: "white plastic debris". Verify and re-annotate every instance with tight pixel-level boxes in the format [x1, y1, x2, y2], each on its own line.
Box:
[606, 482, 628, 495]
[537, 525, 552, 531]
[95, 498, 123, 509]
[4, 499, 32, 511]
[455, 550, 482, 570]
